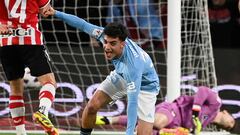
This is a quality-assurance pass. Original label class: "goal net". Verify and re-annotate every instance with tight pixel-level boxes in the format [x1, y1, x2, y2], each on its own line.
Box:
[0, 0, 218, 133]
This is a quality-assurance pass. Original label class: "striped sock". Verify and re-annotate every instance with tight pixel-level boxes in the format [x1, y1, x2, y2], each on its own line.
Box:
[9, 95, 26, 135]
[38, 83, 56, 116]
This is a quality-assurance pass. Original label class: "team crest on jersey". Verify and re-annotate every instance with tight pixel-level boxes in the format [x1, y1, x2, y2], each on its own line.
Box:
[203, 115, 208, 121]
[92, 29, 103, 38]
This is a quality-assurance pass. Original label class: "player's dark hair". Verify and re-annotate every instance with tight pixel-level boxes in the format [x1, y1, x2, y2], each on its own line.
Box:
[217, 108, 240, 133]
[215, 118, 240, 134]
[230, 119, 240, 134]
[103, 22, 128, 41]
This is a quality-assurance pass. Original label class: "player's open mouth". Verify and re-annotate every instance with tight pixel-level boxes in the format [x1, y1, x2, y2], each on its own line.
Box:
[105, 52, 112, 58]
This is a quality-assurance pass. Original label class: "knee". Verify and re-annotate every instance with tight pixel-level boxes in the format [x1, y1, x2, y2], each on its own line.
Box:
[85, 101, 100, 115]
[84, 91, 110, 115]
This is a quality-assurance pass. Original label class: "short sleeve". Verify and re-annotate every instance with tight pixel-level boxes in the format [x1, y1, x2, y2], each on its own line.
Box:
[38, 0, 50, 8]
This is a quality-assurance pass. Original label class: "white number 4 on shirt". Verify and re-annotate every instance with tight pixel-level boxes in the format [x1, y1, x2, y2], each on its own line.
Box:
[5, 0, 27, 23]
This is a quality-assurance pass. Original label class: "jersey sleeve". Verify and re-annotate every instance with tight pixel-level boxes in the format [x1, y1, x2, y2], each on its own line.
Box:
[126, 58, 144, 134]
[54, 11, 104, 40]
[38, 0, 50, 8]
[193, 86, 222, 111]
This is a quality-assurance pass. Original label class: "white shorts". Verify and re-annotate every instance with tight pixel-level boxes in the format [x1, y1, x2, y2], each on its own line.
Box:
[137, 91, 157, 123]
[98, 70, 157, 123]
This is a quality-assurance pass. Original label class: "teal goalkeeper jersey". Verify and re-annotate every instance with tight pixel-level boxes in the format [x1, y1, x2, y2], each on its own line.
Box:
[54, 11, 160, 135]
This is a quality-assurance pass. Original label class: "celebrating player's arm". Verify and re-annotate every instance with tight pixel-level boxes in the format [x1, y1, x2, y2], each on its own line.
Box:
[125, 53, 158, 135]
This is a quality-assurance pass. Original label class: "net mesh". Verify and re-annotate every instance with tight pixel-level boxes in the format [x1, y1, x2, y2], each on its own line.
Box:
[0, 0, 218, 132]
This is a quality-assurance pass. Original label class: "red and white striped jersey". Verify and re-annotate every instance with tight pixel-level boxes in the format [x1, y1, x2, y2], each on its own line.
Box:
[0, 0, 50, 46]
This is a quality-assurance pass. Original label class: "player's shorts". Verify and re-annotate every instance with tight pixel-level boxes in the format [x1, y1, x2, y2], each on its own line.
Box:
[98, 70, 157, 123]
[155, 102, 181, 127]
[0, 45, 53, 81]
[137, 90, 157, 123]
[98, 71, 127, 101]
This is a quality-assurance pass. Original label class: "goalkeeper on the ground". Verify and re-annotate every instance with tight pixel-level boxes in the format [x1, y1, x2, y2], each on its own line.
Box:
[96, 86, 240, 135]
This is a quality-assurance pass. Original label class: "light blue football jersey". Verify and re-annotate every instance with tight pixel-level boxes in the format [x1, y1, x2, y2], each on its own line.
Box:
[55, 11, 160, 134]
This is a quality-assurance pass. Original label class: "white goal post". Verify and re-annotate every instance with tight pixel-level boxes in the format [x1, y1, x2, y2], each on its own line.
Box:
[167, 0, 181, 102]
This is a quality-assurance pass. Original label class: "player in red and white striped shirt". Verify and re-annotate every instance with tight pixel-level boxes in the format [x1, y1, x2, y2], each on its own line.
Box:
[0, 0, 58, 135]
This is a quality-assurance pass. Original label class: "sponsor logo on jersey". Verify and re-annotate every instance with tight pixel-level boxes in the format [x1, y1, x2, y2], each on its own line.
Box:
[203, 115, 208, 121]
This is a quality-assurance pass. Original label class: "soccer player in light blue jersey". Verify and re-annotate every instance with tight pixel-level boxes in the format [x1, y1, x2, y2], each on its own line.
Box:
[46, 8, 160, 135]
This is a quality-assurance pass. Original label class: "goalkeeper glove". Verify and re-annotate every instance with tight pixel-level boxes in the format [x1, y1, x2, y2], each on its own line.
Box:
[192, 116, 202, 135]
[95, 115, 110, 125]
[192, 105, 202, 135]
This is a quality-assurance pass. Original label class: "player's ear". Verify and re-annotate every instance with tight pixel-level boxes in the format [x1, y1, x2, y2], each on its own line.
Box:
[120, 41, 125, 48]
[222, 110, 228, 114]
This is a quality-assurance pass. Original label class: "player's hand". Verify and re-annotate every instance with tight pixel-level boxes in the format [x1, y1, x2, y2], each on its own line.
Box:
[0, 24, 12, 35]
[39, 3, 55, 17]
[192, 116, 202, 135]
[192, 104, 201, 134]
[44, 6, 56, 16]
